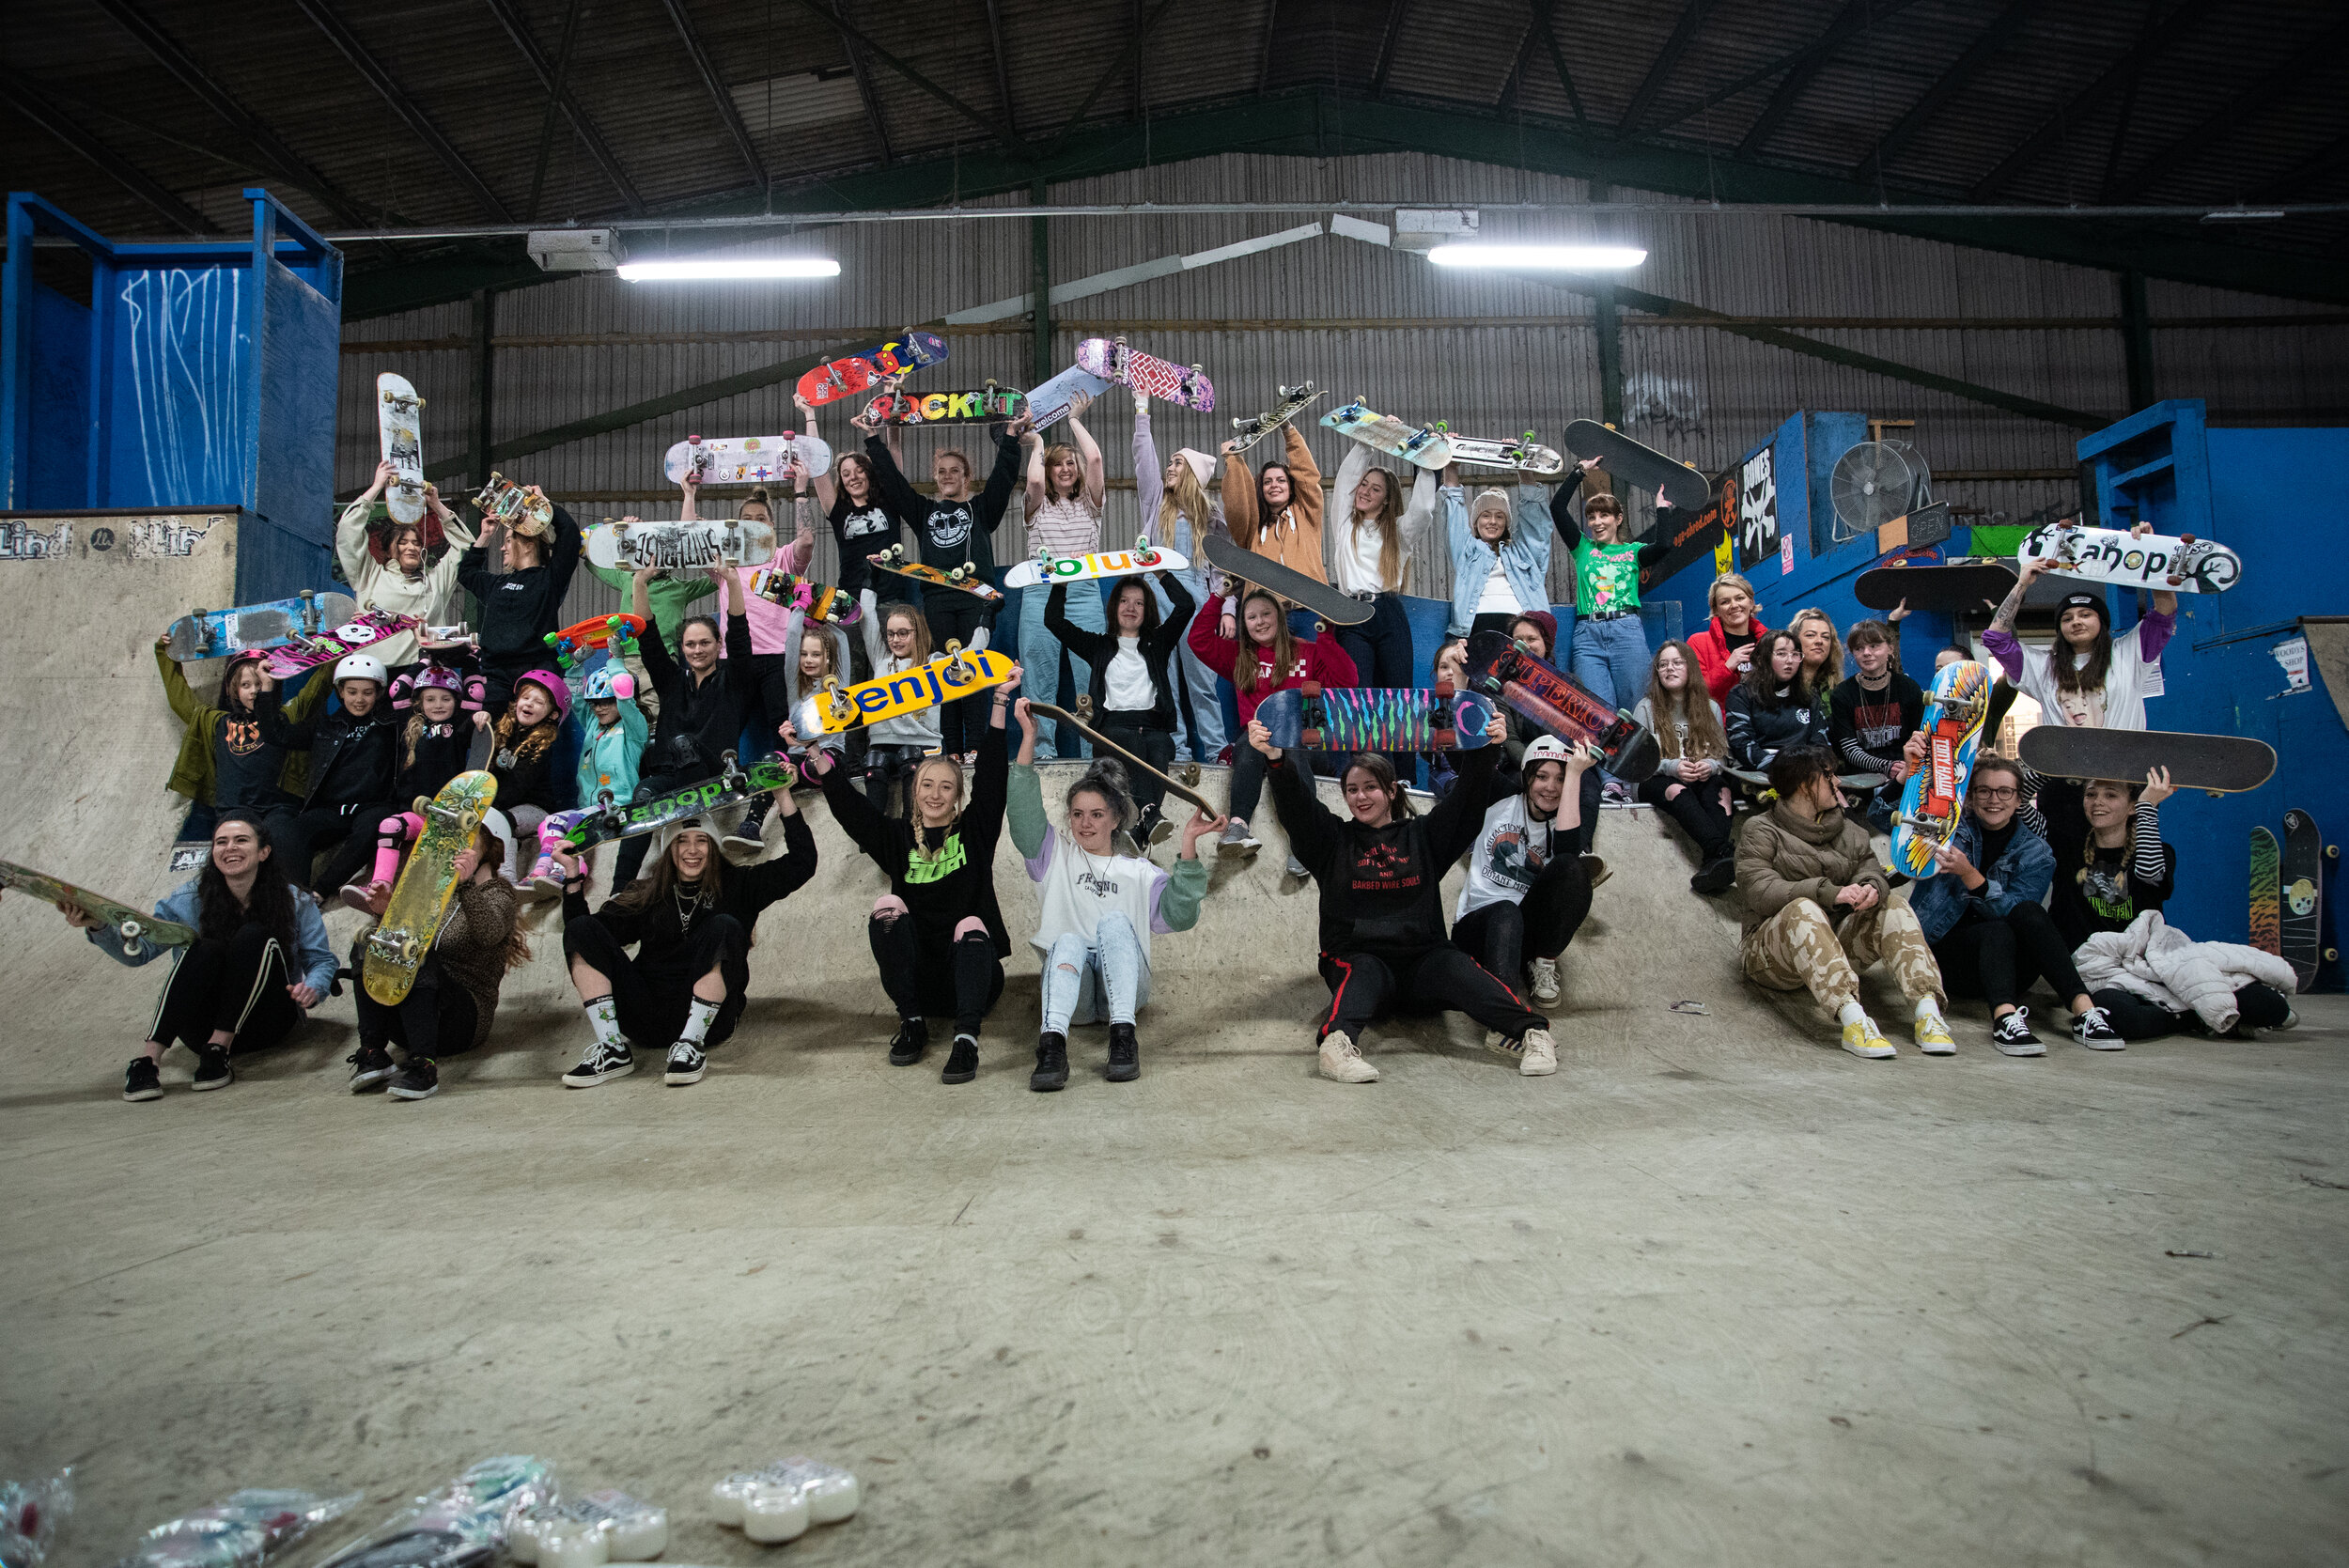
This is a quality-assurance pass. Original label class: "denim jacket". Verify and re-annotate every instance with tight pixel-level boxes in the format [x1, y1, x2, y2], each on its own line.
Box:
[1443, 484, 1555, 635]
[1910, 815, 2057, 942]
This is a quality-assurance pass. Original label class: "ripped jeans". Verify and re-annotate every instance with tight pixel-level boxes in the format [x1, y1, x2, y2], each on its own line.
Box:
[1040, 912, 1148, 1032]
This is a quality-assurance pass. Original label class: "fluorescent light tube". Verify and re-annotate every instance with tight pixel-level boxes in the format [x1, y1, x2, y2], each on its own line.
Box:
[616, 257, 840, 280]
[1426, 244, 1646, 270]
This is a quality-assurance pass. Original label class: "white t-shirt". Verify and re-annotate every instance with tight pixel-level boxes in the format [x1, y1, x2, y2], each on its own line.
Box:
[1474, 551, 1520, 616]
[1103, 635, 1155, 712]
[1332, 518, 1392, 595]
[1026, 831, 1170, 964]
[1455, 794, 1560, 919]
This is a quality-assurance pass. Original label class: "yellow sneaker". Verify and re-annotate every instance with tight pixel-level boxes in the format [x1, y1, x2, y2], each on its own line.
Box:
[1914, 1012, 1955, 1055]
[1840, 1017, 1896, 1059]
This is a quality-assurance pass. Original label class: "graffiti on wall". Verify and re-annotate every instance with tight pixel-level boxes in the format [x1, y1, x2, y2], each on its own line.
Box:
[0, 514, 222, 561]
[0, 521, 72, 559]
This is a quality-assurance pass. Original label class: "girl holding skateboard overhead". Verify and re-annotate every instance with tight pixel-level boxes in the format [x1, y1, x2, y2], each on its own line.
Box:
[783, 671, 1021, 1087]
[1220, 420, 1325, 600]
[1005, 698, 1221, 1091]
[1441, 474, 1555, 643]
[1132, 394, 1229, 764]
[1019, 390, 1108, 760]
[67, 811, 338, 1103]
[1044, 570, 1197, 848]
[1250, 710, 1556, 1082]
[457, 488, 582, 714]
[549, 779, 817, 1090]
[615, 565, 756, 888]
[1452, 734, 1597, 1026]
[1187, 585, 1359, 860]
[1547, 473, 1668, 715]
[1630, 640, 1738, 895]
[1985, 521, 2176, 735]
[338, 458, 474, 672]
[1328, 440, 1433, 696]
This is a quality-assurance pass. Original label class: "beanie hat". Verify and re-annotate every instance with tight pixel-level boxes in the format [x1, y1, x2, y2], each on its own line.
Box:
[2056, 590, 2108, 638]
[1174, 448, 1214, 488]
[1513, 609, 1561, 657]
[1471, 487, 1513, 520]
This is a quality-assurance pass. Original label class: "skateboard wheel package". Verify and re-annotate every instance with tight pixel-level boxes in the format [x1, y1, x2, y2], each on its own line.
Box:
[1, 1469, 72, 1568]
[319, 1456, 554, 1568]
[711, 1458, 860, 1540]
[508, 1492, 667, 1565]
[116, 1488, 360, 1568]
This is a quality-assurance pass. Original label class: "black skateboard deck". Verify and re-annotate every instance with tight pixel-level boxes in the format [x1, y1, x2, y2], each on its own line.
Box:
[2280, 808, 2329, 992]
[1854, 561, 2017, 613]
[2017, 726, 2276, 794]
[1465, 629, 1662, 782]
[1025, 700, 1219, 818]
[1561, 420, 1711, 513]
[1201, 536, 1369, 627]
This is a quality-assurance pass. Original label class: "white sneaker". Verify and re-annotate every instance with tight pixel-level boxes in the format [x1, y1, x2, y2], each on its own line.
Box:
[1529, 956, 1560, 1003]
[1219, 817, 1260, 855]
[1518, 1028, 1558, 1076]
[1482, 1028, 1517, 1054]
[1317, 1031, 1378, 1083]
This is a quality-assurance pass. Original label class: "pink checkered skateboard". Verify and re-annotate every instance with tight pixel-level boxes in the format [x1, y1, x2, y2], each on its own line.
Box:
[1075, 337, 1214, 411]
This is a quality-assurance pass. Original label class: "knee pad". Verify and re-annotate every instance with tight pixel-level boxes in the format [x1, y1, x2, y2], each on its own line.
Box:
[872, 894, 910, 924]
[952, 916, 989, 942]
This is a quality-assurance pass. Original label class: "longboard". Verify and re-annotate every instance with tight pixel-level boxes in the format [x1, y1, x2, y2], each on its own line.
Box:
[1853, 560, 2018, 614]
[2019, 521, 2241, 594]
[2280, 808, 2324, 992]
[1321, 399, 1450, 468]
[1255, 682, 1499, 753]
[1026, 363, 1113, 432]
[0, 860, 195, 959]
[1001, 542, 1190, 590]
[1890, 659, 1990, 878]
[1442, 431, 1566, 476]
[165, 591, 358, 662]
[1464, 629, 1663, 783]
[867, 546, 1004, 602]
[363, 771, 496, 1005]
[2249, 826, 2280, 961]
[542, 755, 799, 876]
[472, 472, 552, 532]
[751, 567, 863, 624]
[586, 519, 776, 571]
[798, 332, 950, 407]
[378, 372, 426, 526]
[662, 432, 833, 485]
[1229, 384, 1327, 454]
[864, 384, 1026, 426]
[1025, 699, 1219, 817]
[2016, 726, 2277, 795]
[1074, 336, 1215, 411]
[1562, 420, 1711, 513]
[259, 611, 424, 678]
[545, 613, 646, 671]
[790, 645, 1016, 737]
[1201, 535, 1367, 627]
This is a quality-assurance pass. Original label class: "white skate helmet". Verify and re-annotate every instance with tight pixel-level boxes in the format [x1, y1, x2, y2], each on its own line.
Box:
[333, 653, 389, 687]
[477, 808, 520, 883]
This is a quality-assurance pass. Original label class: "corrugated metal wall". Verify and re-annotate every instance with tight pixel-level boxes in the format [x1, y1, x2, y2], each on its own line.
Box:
[337, 150, 2349, 623]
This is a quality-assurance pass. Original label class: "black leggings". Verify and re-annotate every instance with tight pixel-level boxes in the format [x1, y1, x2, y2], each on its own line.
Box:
[870, 913, 1003, 1035]
[2089, 982, 2294, 1041]
[1930, 903, 2088, 1014]
[267, 801, 390, 894]
[149, 923, 303, 1056]
[350, 948, 479, 1060]
[563, 910, 748, 1048]
[925, 597, 992, 755]
[1317, 945, 1547, 1044]
[1452, 852, 1593, 983]
[1637, 773, 1734, 862]
[1097, 719, 1177, 821]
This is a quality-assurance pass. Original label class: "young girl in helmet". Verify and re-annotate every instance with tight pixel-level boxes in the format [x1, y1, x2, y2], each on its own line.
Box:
[339, 658, 490, 912]
[522, 660, 649, 893]
[488, 670, 571, 881]
[262, 652, 402, 897]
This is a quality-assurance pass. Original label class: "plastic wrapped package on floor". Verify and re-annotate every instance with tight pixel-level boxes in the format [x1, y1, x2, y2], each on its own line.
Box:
[115, 1489, 358, 1568]
[316, 1457, 554, 1568]
[1, 1470, 72, 1568]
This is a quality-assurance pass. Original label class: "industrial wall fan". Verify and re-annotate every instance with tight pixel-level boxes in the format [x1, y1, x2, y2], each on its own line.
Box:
[1829, 438, 1934, 542]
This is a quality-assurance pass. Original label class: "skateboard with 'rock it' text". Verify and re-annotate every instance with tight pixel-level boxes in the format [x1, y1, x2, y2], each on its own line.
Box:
[863, 384, 1027, 426]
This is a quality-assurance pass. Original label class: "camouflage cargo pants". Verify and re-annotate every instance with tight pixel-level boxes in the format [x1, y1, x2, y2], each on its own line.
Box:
[1741, 896, 1946, 1012]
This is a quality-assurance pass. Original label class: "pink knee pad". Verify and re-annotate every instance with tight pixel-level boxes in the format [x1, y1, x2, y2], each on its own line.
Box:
[370, 811, 425, 884]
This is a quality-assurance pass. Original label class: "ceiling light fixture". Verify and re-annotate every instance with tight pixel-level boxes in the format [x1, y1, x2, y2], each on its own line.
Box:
[1427, 243, 1647, 270]
[2198, 209, 2285, 224]
[615, 257, 840, 281]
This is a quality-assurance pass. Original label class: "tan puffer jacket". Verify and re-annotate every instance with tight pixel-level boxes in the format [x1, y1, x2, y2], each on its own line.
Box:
[1735, 800, 1891, 937]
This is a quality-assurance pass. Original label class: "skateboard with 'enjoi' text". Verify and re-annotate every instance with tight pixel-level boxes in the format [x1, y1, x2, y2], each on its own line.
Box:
[165, 591, 358, 662]
[2280, 808, 2331, 992]
[259, 610, 424, 679]
[2016, 726, 2276, 796]
[587, 519, 774, 572]
[1321, 398, 1451, 468]
[1464, 629, 1662, 783]
[1000, 541, 1190, 591]
[1201, 535, 1367, 628]
[864, 384, 1026, 426]
[867, 545, 1004, 602]
[1563, 420, 1711, 513]
[2019, 520, 2240, 594]
[1890, 659, 1990, 878]
[662, 432, 833, 485]
[364, 770, 496, 1005]
[790, 645, 1017, 737]
[378, 372, 426, 526]
[1074, 337, 1215, 411]
[1254, 682, 1499, 753]
[0, 860, 194, 958]
[751, 567, 863, 624]
[797, 332, 950, 407]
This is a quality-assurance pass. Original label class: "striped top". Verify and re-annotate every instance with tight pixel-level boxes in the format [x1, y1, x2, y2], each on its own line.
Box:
[1027, 493, 1102, 556]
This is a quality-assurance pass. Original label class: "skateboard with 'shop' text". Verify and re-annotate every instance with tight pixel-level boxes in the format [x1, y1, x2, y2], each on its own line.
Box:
[797, 331, 950, 407]
[864, 383, 1026, 426]
[0, 860, 194, 958]
[1464, 629, 1663, 783]
[866, 544, 1004, 602]
[542, 754, 799, 878]
[1854, 559, 2018, 614]
[1441, 431, 1566, 475]
[2019, 520, 2240, 593]
[751, 567, 863, 624]
[662, 432, 833, 484]
[1890, 660, 1990, 878]
[1201, 535, 1367, 627]
[1228, 384, 1327, 454]
[1027, 697, 1220, 818]
[164, 591, 358, 662]
[1075, 336, 1215, 411]
[1321, 398, 1451, 468]
[1562, 420, 1712, 513]
[1000, 541, 1190, 590]
[2016, 726, 2277, 796]
[378, 372, 426, 525]
[1255, 682, 1500, 753]
[259, 610, 423, 678]
[587, 518, 774, 571]
[363, 770, 496, 1006]
[790, 644, 1016, 737]
[2279, 808, 2330, 992]
[545, 613, 646, 671]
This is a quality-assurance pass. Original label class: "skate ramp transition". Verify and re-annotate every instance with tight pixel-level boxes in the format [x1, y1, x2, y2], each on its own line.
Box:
[0, 520, 1873, 1079]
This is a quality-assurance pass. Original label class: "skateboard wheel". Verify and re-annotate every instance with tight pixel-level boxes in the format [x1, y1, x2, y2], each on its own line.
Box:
[1300, 681, 1322, 700]
[741, 1484, 810, 1544]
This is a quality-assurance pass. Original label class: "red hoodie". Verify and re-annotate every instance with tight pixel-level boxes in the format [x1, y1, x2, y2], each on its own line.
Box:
[1689, 613, 1771, 705]
[1188, 611, 1360, 723]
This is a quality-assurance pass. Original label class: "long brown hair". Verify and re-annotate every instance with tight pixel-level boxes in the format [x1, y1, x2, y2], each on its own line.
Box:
[1232, 588, 1297, 699]
[1346, 467, 1407, 592]
[1740, 629, 1812, 712]
[2053, 618, 2114, 696]
[878, 601, 932, 664]
[1646, 639, 1728, 760]
[1343, 752, 1417, 819]
[609, 830, 727, 914]
[1041, 442, 1084, 503]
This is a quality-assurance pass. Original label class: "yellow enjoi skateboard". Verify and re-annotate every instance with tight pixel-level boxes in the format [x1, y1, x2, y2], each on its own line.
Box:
[364, 770, 497, 1006]
[788, 644, 1016, 737]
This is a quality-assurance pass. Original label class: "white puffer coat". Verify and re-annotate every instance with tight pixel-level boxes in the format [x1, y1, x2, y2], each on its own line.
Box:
[2074, 911, 2296, 1033]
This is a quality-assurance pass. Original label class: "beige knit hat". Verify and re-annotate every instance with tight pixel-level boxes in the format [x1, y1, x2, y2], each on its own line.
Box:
[1471, 488, 1513, 520]
[1174, 448, 1214, 487]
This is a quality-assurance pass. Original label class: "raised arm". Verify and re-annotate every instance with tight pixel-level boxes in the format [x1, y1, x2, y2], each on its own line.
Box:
[1022, 425, 1048, 513]
[795, 392, 838, 512]
[1220, 446, 1259, 547]
[1133, 397, 1163, 537]
[1066, 392, 1106, 509]
[545, 501, 582, 602]
[977, 431, 1024, 536]
[1284, 424, 1322, 533]
[864, 434, 926, 521]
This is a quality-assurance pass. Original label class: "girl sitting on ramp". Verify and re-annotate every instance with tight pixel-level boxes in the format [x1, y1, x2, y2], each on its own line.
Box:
[1452, 734, 1598, 1033]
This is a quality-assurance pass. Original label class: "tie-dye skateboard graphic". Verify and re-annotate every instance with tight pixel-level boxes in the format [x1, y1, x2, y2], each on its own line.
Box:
[1252, 683, 1499, 753]
[2249, 825, 2280, 961]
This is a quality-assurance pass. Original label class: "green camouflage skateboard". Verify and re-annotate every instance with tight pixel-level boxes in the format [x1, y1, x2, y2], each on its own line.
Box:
[0, 861, 195, 958]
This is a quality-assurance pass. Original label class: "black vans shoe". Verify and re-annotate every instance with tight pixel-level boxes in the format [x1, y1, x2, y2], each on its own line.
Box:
[1030, 1032, 1069, 1093]
[123, 1056, 163, 1102]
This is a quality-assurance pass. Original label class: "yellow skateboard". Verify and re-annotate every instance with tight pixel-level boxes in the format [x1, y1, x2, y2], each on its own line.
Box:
[787, 644, 1015, 737]
[363, 770, 496, 1006]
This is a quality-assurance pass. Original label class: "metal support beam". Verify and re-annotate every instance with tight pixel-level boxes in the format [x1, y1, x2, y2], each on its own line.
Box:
[2120, 271, 2154, 412]
[786, 0, 1033, 161]
[1849, 0, 2043, 185]
[1031, 179, 1052, 385]
[0, 70, 218, 235]
[831, 0, 895, 166]
[1651, 0, 1932, 134]
[471, 287, 496, 490]
[1531, 3, 1590, 128]
[659, 0, 770, 190]
[1620, 0, 1713, 133]
[1048, 0, 1181, 147]
[1369, 0, 1408, 97]
[288, 0, 512, 221]
[2107, 17, 2349, 201]
[1256, 0, 1281, 97]
[480, 0, 646, 212]
[1588, 179, 1624, 427]
[1499, 10, 1545, 111]
[526, 0, 586, 222]
[2254, 132, 2349, 202]
[1735, 0, 1877, 158]
[983, 0, 1018, 136]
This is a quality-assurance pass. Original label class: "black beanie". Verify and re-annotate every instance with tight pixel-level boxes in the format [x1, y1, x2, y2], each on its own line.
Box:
[2056, 591, 2108, 638]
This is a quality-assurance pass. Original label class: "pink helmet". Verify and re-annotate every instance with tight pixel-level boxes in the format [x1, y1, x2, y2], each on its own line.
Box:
[514, 669, 571, 723]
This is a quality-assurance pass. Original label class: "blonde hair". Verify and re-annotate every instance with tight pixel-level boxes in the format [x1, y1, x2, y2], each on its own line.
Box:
[913, 755, 967, 814]
[1041, 442, 1084, 503]
[1789, 606, 1844, 683]
[1708, 572, 1757, 613]
[1157, 461, 1209, 545]
[1349, 468, 1407, 592]
[797, 626, 839, 680]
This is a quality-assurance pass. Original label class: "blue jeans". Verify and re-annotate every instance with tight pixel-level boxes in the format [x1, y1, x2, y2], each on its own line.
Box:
[1568, 612, 1652, 714]
[1153, 574, 1226, 762]
[1019, 582, 1103, 760]
[1042, 912, 1146, 1031]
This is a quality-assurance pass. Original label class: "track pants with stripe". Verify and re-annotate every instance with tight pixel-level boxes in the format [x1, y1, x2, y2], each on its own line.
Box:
[1316, 946, 1547, 1045]
[149, 923, 303, 1056]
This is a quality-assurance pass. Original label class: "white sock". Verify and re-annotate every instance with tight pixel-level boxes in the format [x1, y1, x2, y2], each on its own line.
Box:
[1914, 997, 1945, 1025]
[1837, 1001, 1868, 1027]
[582, 995, 626, 1048]
[678, 996, 722, 1047]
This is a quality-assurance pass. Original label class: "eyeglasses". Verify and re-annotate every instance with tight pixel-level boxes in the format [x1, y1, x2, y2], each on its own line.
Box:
[1971, 785, 2019, 801]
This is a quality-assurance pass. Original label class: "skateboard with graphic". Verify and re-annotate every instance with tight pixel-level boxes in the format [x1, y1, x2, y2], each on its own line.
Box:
[2016, 727, 2276, 795]
[164, 591, 359, 662]
[1854, 559, 2018, 613]
[1001, 542, 1190, 591]
[2280, 808, 2328, 991]
[662, 432, 833, 485]
[2249, 825, 2280, 961]
[542, 755, 799, 878]
[1442, 431, 1566, 475]
[544, 613, 648, 671]
[864, 383, 1026, 426]
[472, 472, 553, 533]
[797, 331, 951, 407]
[1026, 363, 1113, 432]
[1255, 683, 1500, 753]
[378, 372, 427, 526]
[1321, 398, 1450, 468]
[1026, 698, 1219, 817]
[751, 567, 863, 624]
[363, 771, 496, 1006]
[259, 610, 424, 678]
[1226, 384, 1326, 455]
[1562, 420, 1711, 513]
[1074, 336, 1215, 411]
[587, 518, 775, 572]
[790, 645, 1017, 737]
[1890, 660, 1990, 878]
[2019, 520, 2241, 594]
[867, 545, 1004, 602]
[0, 860, 195, 959]
[1201, 535, 1367, 627]
[1464, 629, 1663, 783]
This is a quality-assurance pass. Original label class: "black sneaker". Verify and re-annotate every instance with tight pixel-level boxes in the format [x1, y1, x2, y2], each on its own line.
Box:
[191, 1047, 233, 1092]
[1689, 855, 1736, 895]
[723, 794, 771, 857]
[888, 1017, 928, 1066]
[562, 1039, 634, 1087]
[2072, 1006, 2126, 1051]
[1991, 1009, 2046, 1056]
[1030, 1031, 1069, 1093]
[348, 1042, 397, 1093]
[665, 1040, 708, 1085]
[1579, 853, 1610, 889]
[123, 1055, 163, 1102]
[941, 1032, 979, 1085]
[1106, 1022, 1140, 1082]
[387, 1059, 440, 1099]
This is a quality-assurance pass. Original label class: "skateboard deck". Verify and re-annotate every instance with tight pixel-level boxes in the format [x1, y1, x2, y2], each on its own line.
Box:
[165, 591, 358, 662]
[2249, 826, 2280, 960]
[1464, 629, 1663, 783]
[750, 567, 863, 624]
[866, 546, 1004, 602]
[1026, 363, 1113, 431]
[472, 472, 553, 532]
[1321, 399, 1451, 468]
[798, 331, 950, 407]
[547, 755, 799, 868]
[378, 372, 427, 526]
[2016, 726, 2277, 794]
[1001, 542, 1190, 590]
[2019, 521, 2241, 594]
[662, 432, 833, 485]
[259, 610, 424, 678]
[363, 771, 496, 1006]
[1074, 337, 1215, 411]
[1201, 535, 1368, 628]
[1026, 699, 1219, 817]
[1562, 420, 1711, 513]
[586, 518, 776, 571]
[545, 613, 647, 670]
[790, 645, 1017, 737]
[1227, 384, 1327, 454]
[2280, 808, 2325, 992]
[864, 384, 1026, 426]
[1890, 659, 1991, 878]
[0, 860, 195, 959]
[1441, 431, 1566, 476]
[1854, 560, 2018, 613]
[1254, 682, 1499, 753]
